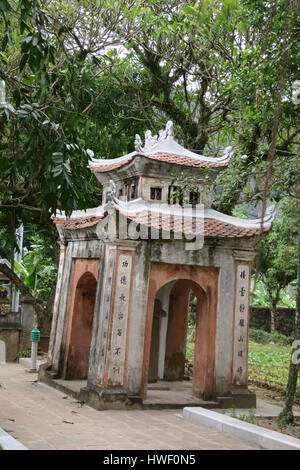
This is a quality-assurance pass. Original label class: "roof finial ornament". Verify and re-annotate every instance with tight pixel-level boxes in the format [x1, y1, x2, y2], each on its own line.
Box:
[166, 120, 174, 139]
[144, 129, 158, 150]
[134, 134, 143, 153]
[142, 121, 174, 151]
[158, 120, 174, 141]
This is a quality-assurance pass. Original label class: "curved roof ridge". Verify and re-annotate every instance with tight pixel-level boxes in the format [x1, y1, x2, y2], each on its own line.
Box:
[52, 198, 275, 233]
[89, 121, 234, 172]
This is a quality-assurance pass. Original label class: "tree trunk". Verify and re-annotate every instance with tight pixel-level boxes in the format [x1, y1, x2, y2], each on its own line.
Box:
[270, 302, 276, 333]
[266, 286, 279, 333]
[279, 198, 300, 424]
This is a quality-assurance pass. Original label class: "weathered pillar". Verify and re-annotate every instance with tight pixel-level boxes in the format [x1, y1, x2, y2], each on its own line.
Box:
[90, 241, 137, 403]
[48, 241, 66, 364]
[230, 250, 256, 407]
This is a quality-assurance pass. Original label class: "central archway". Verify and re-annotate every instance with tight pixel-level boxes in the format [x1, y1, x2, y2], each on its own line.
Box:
[142, 262, 219, 400]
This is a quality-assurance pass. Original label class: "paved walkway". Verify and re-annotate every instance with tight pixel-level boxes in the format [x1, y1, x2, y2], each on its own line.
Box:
[0, 363, 258, 450]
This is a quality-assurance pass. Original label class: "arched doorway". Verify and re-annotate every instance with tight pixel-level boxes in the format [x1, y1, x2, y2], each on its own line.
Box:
[65, 272, 97, 379]
[142, 262, 218, 400]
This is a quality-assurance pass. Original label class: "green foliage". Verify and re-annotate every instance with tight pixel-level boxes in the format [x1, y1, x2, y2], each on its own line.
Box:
[0, 1, 298, 221]
[257, 198, 298, 308]
[17, 347, 31, 358]
[250, 279, 270, 307]
[188, 295, 197, 326]
[251, 279, 296, 309]
[248, 340, 300, 393]
[237, 409, 256, 424]
[249, 328, 293, 347]
[186, 326, 299, 394]
[14, 232, 57, 300]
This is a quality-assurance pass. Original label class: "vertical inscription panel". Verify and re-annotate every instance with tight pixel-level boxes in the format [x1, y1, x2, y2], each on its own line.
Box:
[232, 263, 250, 386]
[107, 253, 133, 387]
[97, 253, 115, 385]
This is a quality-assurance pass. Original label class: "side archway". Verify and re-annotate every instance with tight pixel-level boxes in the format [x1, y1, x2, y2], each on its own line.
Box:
[65, 271, 97, 380]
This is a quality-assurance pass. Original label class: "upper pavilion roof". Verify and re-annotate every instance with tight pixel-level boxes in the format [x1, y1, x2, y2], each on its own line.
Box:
[53, 196, 275, 239]
[89, 121, 233, 174]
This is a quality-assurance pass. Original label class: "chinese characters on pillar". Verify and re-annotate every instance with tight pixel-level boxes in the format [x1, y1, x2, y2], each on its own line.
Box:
[107, 254, 132, 386]
[98, 254, 115, 384]
[232, 263, 250, 386]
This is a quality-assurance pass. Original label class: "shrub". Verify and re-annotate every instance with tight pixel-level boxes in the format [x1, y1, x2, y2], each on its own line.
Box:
[249, 328, 293, 346]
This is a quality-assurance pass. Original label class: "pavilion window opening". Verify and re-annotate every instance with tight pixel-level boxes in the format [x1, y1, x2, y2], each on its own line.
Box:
[130, 184, 137, 200]
[150, 187, 162, 201]
[121, 177, 139, 201]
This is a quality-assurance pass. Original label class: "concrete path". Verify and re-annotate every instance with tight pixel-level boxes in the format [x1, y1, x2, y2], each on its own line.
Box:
[214, 399, 300, 418]
[0, 363, 258, 450]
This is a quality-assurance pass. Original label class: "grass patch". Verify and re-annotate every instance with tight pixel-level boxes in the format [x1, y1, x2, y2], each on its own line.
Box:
[249, 328, 293, 346]
[248, 340, 300, 395]
[186, 327, 300, 397]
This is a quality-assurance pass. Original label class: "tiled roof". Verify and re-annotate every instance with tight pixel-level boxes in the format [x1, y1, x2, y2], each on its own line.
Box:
[125, 211, 268, 238]
[89, 155, 135, 172]
[53, 215, 104, 230]
[89, 152, 227, 173]
[54, 210, 267, 238]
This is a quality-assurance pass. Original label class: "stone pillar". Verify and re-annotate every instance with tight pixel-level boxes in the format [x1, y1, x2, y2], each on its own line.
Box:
[230, 250, 256, 407]
[95, 242, 136, 396]
[48, 242, 66, 364]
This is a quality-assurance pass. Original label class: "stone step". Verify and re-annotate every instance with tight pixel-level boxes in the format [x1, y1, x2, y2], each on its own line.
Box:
[142, 399, 220, 410]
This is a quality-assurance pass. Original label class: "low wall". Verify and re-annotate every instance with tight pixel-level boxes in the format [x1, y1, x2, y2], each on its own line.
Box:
[0, 297, 36, 361]
[250, 307, 295, 336]
[0, 328, 22, 361]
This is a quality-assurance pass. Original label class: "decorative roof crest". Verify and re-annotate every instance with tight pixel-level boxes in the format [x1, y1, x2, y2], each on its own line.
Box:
[135, 120, 174, 152]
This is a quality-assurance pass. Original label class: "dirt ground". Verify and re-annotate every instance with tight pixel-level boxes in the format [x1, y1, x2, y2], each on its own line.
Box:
[249, 385, 300, 438]
[255, 417, 300, 438]
[251, 385, 300, 411]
